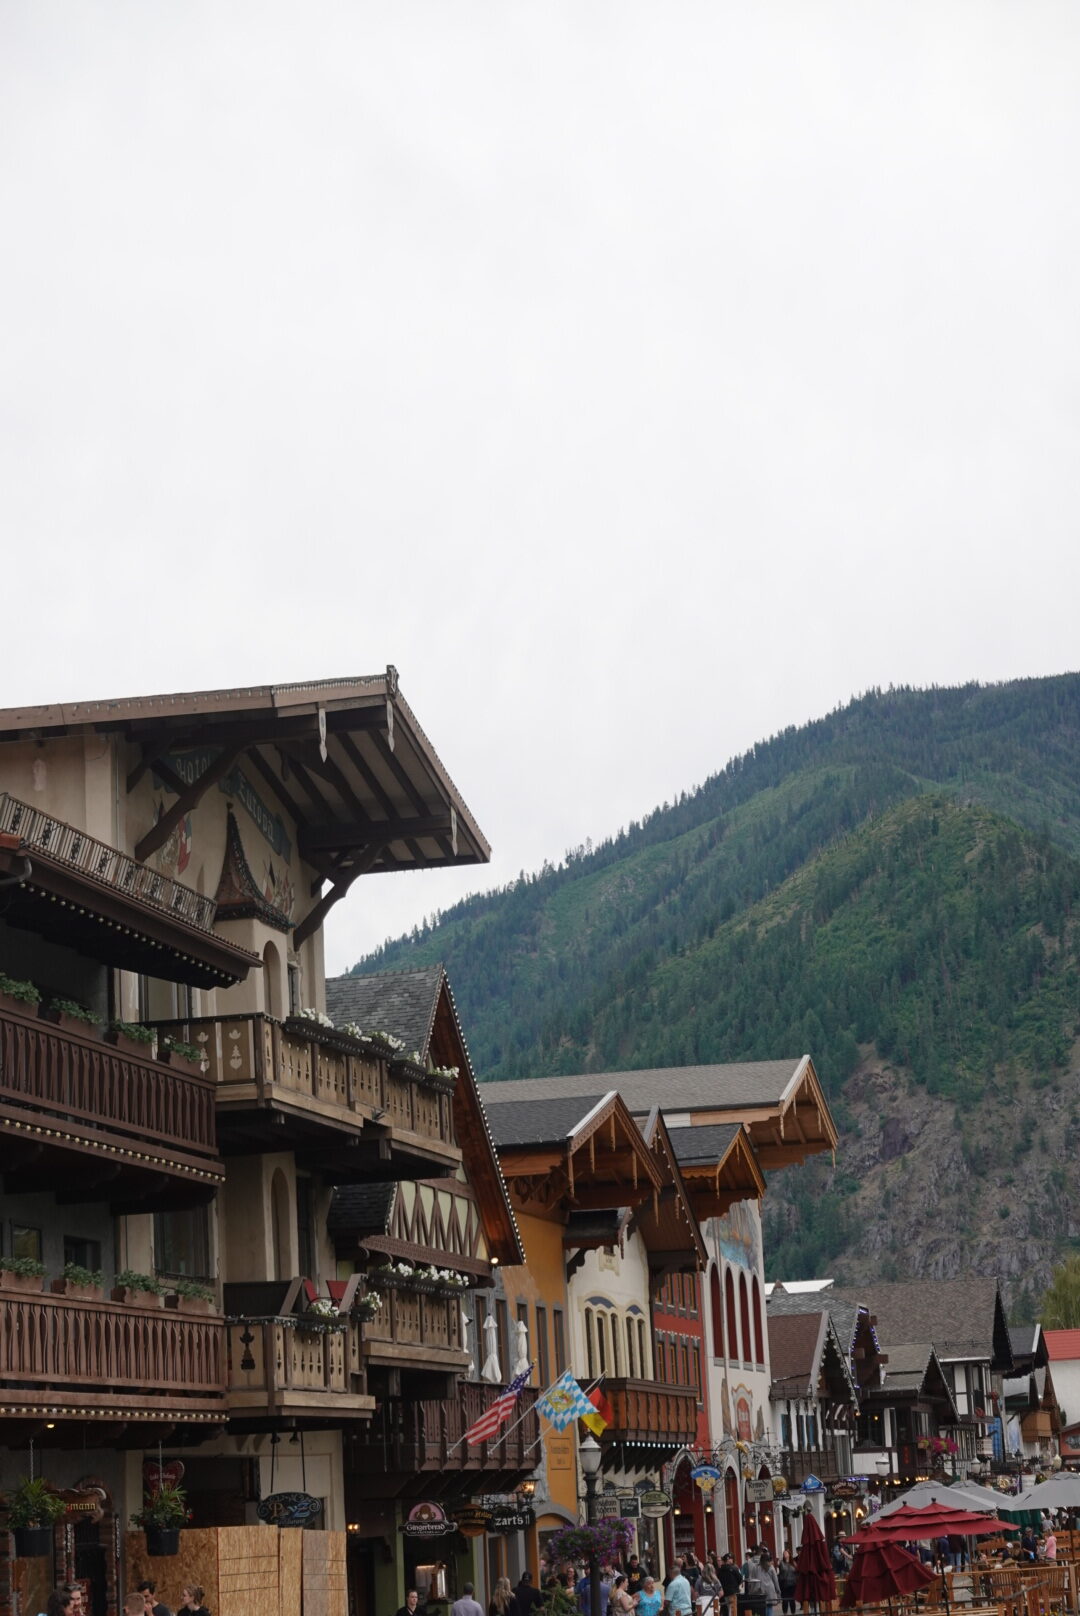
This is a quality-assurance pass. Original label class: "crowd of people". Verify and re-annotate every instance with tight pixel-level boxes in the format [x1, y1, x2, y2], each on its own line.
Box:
[42, 1583, 210, 1616]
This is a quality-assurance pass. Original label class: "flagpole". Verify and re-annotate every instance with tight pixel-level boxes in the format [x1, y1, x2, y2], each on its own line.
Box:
[448, 1371, 603, 1454]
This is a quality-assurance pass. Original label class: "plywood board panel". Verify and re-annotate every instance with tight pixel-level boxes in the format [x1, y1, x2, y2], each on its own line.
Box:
[279, 1525, 304, 1616]
[125, 1528, 222, 1614]
[216, 1525, 279, 1616]
[302, 1531, 348, 1616]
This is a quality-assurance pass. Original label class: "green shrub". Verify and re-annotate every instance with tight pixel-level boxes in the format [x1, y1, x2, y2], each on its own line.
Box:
[62, 1262, 104, 1288]
[0, 1255, 46, 1278]
[48, 998, 97, 1024]
[0, 973, 40, 1004]
[110, 1020, 155, 1044]
[115, 1269, 164, 1295]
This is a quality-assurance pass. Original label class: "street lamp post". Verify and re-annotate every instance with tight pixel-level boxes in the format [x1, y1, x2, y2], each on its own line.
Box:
[580, 1435, 603, 1616]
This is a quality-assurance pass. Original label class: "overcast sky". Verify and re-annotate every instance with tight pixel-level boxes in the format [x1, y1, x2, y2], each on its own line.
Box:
[3, 2, 1078, 973]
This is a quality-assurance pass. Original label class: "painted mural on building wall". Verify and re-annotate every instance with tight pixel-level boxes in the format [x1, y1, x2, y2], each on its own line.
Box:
[715, 1200, 756, 1271]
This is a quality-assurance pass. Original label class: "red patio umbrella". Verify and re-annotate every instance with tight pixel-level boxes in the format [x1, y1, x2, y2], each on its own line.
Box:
[845, 1502, 1015, 1543]
[794, 1513, 836, 1612]
[841, 1541, 937, 1608]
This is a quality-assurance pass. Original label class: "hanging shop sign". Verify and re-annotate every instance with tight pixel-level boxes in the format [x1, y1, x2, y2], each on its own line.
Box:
[143, 1460, 185, 1491]
[744, 1480, 773, 1503]
[400, 1502, 457, 1539]
[456, 1507, 493, 1538]
[59, 1487, 107, 1524]
[830, 1480, 864, 1500]
[692, 1466, 722, 1494]
[639, 1490, 672, 1519]
[490, 1507, 535, 1534]
[594, 1497, 620, 1520]
[618, 1494, 641, 1519]
[800, 1475, 826, 1494]
[770, 1478, 788, 1496]
[257, 1492, 324, 1528]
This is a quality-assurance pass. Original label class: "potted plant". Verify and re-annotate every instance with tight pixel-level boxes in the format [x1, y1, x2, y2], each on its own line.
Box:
[0, 972, 40, 1018]
[111, 1270, 165, 1308]
[0, 1255, 47, 1294]
[165, 1278, 216, 1315]
[352, 1290, 383, 1322]
[105, 1020, 155, 1058]
[51, 1262, 105, 1302]
[39, 997, 99, 1037]
[4, 1476, 66, 1557]
[157, 1037, 206, 1075]
[131, 1480, 190, 1556]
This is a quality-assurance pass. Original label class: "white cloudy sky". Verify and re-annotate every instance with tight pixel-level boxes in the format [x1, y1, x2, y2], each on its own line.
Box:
[2, 2, 1078, 973]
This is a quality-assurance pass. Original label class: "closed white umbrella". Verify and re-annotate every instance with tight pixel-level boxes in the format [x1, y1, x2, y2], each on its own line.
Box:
[481, 1310, 502, 1384]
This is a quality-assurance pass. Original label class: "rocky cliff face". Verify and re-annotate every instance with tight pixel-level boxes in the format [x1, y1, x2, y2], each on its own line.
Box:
[764, 1040, 1080, 1310]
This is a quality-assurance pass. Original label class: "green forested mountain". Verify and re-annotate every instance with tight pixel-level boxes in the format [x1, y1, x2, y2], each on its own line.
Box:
[353, 675, 1080, 1300]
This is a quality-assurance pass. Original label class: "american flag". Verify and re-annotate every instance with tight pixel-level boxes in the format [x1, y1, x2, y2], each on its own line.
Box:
[462, 1369, 531, 1447]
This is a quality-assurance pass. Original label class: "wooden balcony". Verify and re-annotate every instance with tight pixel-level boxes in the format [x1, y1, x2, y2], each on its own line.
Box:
[0, 1287, 226, 1426]
[0, 1000, 222, 1209]
[599, 1377, 699, 1452]
[150, 1013, 460, 1178]
[347, 1384, 540, 1499]
[362, 1282, 470, 1374]
[780, 1445, 851, 1485]
[226, 1314, 373, 1426]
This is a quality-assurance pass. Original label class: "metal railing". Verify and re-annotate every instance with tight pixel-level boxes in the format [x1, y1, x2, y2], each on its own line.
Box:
[0, 792, 216, 932]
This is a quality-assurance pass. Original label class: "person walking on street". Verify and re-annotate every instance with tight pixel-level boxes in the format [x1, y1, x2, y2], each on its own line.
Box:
[453, 1586, 485, 1616]
[665, 1565, 694, 1616]
[776, 1553, 796, 1616]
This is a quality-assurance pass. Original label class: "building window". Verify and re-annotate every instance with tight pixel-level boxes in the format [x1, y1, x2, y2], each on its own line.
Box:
[738, 1271, 752, 1363]
[626, 1317, 637, 1378]
[611, 1315, 621, 1376]
[553, 1307, 567, 1375]
[296, 1175, 316, 1281]
[725, 1268, 738, 1360]
[752, 1274, 765, 1366]
[710, 1267, 725, 1360]
[597, 1312, 608, 1374]
[11, 1225, 42, 1263]
[64, 1236, 102, 1273]
[154, 1205, 211, 1281]
[687, 1276, 698, 1318]
[535, 1304, 549, 1386]
[585, 1309, 596, 1379]
[691, 1340, 702, 1402]
[638, 1317, 648, 1378]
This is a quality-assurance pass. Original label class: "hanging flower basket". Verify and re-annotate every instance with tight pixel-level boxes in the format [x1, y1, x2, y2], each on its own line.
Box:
[144, 1527, 181, 1557]
[546, 1519, 635, 1566]
[13, 1525, 54, 1558]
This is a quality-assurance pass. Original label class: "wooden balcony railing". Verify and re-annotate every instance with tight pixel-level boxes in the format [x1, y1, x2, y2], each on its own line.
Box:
[780, 1445, 852, 1485]
[150, 1013, 459, 1168]
[0, 1001, 221, 1186]
[0, 792, 216, 931]
[600, 1378, 699, 1447]
[362, 1283, 468, 1369]
[0, 1289, 225, 1419]
[352, 1384, 539, 1475]
[226, 1316, 372, 1420]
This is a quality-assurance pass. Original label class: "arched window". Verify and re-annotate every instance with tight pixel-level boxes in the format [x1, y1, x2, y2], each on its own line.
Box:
[637, 1317, 648, 1378]
[710, 1265, 725, 1360]
[610, 1316, 621, 1376]
[263, 940, 283, 1019]
[626, 1317, 636, 1377]
[597, 1312, 608, 1374]
[585, 1309, 596, 1378]
[725, 1268, 738, 1362]
[270, 1169, 291, 1279]
[752, 1274, 765, 1365]
[738, 1271, 751, 1364]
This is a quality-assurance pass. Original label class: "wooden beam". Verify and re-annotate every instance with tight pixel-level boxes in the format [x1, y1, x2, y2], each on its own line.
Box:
[134, 746, 241, 861]
[300, 814, 452, 853]
[292, 844, 384, 946]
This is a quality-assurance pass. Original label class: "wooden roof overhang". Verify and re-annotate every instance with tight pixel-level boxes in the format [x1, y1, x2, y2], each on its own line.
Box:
[691, 1057, 837, 1168]
[0, 840, 258, 989]
[496, 1092, 665, 1216]
[432, 981, 524, 1268]
[0, 672, 490, 947]
[675, 1125, 766, 1220]
[632, 1110, 708, 1277]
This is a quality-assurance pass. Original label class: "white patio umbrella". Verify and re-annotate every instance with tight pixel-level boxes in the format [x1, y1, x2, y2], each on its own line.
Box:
[1014, 1474, 1080, 1510]
[481, 1311, 503, 1383]
[876, 1481, 992, 1518]
[512, 1317, 531, 1378]
[954, 1480, 1018, 1509]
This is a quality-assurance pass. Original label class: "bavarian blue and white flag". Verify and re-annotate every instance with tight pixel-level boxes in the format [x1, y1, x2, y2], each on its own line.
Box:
[537, 1369, 596, 1431]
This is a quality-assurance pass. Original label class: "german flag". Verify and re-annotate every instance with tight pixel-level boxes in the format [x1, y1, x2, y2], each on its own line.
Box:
[581, 1386, 614, 1437]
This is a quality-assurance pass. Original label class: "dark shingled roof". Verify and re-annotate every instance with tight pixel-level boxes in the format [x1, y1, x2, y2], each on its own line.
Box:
[767, 1288, 863, 1363]
[479, 1059, 809, 1113]
[668, 1123, 744, 1165]
[327, 1182, 396, 1240]
[767, 1311, 827, 1395]
[484, 1094, 613, 1148]
[831, 1279, 1010, 1365]
[325, 966, 446, 1058]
